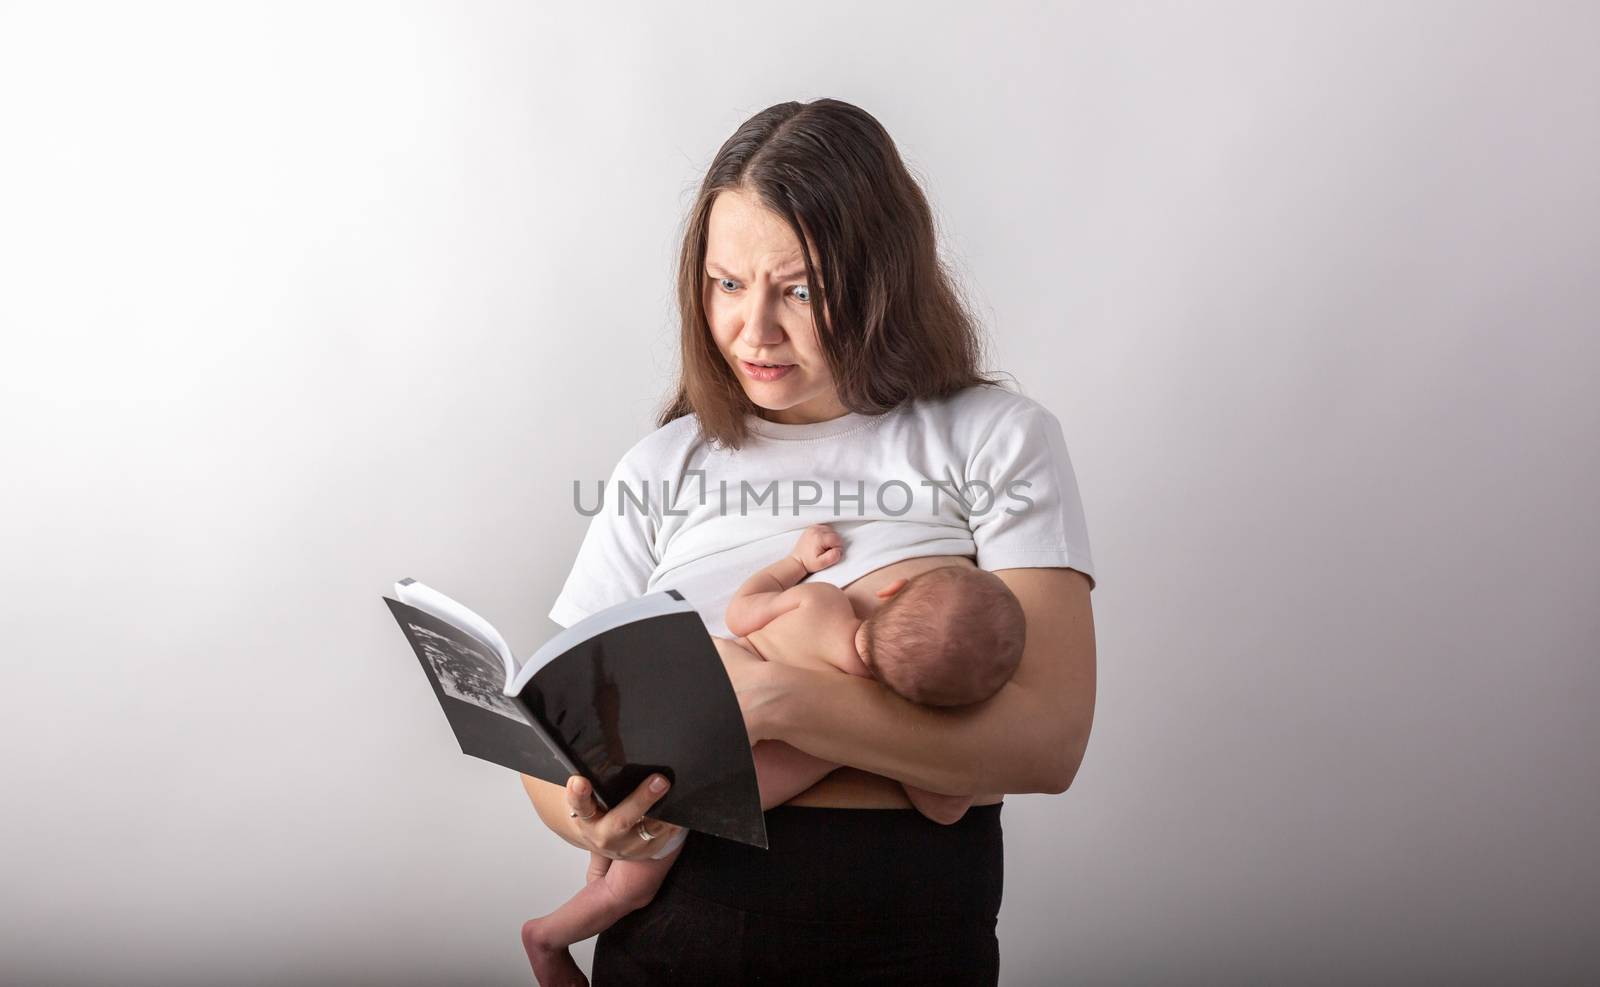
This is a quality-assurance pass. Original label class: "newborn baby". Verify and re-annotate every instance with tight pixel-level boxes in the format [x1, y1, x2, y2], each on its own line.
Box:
[725, 522, 1028, 820]
[521, 523, 1026, 987]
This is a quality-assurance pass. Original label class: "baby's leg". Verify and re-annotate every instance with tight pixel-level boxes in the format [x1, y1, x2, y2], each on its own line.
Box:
[754, 739, 841, 810]
[521, 846, 681, 987]
[902, 783, 974, 825]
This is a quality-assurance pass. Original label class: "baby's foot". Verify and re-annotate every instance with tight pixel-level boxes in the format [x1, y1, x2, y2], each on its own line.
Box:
[904, 785, 973, 826]
[521, 918, 588, 987]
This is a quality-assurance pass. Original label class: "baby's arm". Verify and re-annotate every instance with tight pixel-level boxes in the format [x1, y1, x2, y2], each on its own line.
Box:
[725, 524, 843, 637]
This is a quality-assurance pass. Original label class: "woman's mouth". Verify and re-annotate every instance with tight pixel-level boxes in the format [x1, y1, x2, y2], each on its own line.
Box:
[740, 360, 795, 382]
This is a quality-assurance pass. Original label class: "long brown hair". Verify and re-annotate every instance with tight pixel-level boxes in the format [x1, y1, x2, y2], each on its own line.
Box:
[658, 98, 1008, 449]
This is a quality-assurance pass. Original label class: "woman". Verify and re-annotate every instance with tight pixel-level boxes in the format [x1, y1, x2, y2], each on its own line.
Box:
[522, 98, 1097, 985]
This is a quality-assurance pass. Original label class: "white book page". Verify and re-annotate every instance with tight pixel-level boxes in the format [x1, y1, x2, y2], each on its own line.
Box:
[392, 579, 518, 688]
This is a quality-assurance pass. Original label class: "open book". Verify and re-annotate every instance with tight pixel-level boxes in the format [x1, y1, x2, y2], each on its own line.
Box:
[383, 580, 767, 848]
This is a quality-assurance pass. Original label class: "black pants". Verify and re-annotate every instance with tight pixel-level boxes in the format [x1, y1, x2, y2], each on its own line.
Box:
[592, 803, 1004, 985]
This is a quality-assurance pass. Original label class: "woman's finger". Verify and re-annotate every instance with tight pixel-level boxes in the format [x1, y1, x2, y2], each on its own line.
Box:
[642, 824, 688, 860]
[563, 774, 685, 859]
[598, 773, 672, 847]
[565, 775, 597, 822]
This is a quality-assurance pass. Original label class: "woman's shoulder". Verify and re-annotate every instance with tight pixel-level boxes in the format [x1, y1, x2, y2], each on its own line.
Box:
[905, 383, 1065, 440]
[609, 412, 706, 479]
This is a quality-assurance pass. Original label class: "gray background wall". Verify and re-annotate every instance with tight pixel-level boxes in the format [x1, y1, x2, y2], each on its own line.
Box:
[2, 2, 1596, 984]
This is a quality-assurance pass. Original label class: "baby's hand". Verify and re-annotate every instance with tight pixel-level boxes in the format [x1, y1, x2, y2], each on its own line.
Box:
[792, 523, 843, 573]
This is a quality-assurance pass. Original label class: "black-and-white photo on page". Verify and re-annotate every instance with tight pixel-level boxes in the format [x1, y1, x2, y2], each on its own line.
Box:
[407, 622, 529, 725]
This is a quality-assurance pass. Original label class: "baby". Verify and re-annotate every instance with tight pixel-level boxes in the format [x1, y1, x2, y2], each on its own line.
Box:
[521, 523, 1027, 987]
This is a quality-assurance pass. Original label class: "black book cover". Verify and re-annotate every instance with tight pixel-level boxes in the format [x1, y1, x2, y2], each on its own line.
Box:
[383, 593, 767, 848]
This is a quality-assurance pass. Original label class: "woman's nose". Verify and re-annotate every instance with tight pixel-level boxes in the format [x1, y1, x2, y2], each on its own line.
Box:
[738, 295, 786, 348]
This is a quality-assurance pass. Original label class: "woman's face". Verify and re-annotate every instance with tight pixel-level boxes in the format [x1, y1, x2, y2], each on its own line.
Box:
[703, 187, 848, 425]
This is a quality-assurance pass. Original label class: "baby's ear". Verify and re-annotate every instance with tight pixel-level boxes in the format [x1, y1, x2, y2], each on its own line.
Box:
[874, 577, 910, 600]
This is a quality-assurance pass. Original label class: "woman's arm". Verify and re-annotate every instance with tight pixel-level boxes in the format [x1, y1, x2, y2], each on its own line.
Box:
[724, 567, 1095, 797]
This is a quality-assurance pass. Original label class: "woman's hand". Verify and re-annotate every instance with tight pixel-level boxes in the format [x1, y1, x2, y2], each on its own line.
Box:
[712, 636, 793, 744]
[562, 773, 685, 862]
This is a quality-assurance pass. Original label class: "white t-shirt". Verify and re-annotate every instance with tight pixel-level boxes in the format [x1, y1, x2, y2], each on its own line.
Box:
[549, 384, 1096, 638]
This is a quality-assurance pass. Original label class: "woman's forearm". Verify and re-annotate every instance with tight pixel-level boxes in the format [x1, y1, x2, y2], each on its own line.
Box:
[752, 739, 840, 809]
[765, 663, 1067, 797]
[521, 773, 585, 851]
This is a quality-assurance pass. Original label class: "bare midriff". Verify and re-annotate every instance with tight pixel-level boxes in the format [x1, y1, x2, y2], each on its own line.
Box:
[776, 553, 1005, 810]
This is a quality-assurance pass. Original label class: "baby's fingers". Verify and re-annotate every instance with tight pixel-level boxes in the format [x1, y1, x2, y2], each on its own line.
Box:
[804, 522, 837, 543]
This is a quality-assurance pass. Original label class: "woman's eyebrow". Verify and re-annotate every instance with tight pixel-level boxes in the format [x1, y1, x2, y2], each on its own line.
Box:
[705, 261, 808, 279]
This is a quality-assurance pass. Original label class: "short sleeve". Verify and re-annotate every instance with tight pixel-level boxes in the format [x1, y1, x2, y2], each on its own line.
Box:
[965, 400, 1097, 589]
[548, 452, 660, 627]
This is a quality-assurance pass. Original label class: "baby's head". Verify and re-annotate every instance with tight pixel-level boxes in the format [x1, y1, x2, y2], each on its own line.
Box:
[855, 566, 1026, 707]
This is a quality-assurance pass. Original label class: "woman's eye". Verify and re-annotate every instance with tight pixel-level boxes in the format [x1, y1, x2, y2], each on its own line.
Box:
[708, 276, 807, 302]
